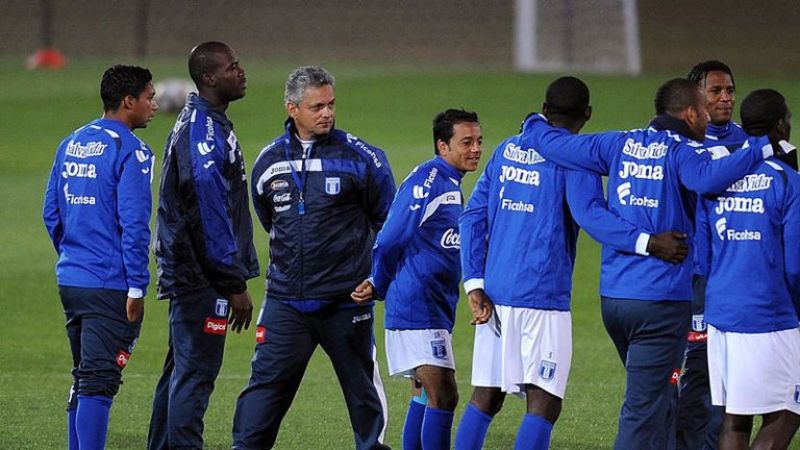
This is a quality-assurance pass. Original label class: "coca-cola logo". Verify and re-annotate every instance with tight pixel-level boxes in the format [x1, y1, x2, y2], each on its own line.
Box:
[440, 228, 460, 249]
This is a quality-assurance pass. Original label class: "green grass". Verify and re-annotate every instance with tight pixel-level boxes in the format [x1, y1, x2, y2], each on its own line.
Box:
[1, 57, 798, 449]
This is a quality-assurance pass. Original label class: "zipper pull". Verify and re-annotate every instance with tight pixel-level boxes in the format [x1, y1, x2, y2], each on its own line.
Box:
[298, 193, 305, 215]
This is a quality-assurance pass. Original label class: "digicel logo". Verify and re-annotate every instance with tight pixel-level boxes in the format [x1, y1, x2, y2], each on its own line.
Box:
[256, 326, 266, 344]
[116, 350, 131, 368]
[204, 318, 227, 335]
[670, 368, 681, 385]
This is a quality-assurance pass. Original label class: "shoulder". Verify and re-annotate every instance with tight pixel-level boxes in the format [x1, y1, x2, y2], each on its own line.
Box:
[253, 134, 288, 170]
[332, 129, 389, 170]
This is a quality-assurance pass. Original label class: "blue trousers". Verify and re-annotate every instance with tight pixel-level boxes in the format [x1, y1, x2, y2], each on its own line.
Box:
[147, 288, 228, 450]
[675, 275, 722, 450]
[60, 286, 141, 408]
[232, 298, 389, 450]
[601, 297, 690, 450]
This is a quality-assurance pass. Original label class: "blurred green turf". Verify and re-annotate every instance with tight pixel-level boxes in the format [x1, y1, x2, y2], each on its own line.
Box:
[1, 57, 798, 449]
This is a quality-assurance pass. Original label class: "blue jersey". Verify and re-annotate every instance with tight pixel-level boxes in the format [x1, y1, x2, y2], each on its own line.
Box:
[692, 122, 749, 276]
[519, 114, 773, 301]
[698, 158, 800, 332]
[373, 156, 463, 331]
[460, 132, 652, 310]
[43, 118, 154, 297]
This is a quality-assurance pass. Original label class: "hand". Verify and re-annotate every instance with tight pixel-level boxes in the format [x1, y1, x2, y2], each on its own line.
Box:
[227, 291, 253, 333]
[351, 280, 374, 304]
[468, 289, 493, 325]
[126, 297, 144, 323]
[647, 231, 689, 264]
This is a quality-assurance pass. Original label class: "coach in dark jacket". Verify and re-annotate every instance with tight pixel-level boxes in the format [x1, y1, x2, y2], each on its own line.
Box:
[232, 66, 396, 450]
[148, 41, 259, 450]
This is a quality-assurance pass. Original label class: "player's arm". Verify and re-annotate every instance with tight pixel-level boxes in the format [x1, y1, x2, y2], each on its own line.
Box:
[694, 196, 712, 278]
[565, 170, 688, 263]
[368, 175, 425, 301]
[363, 145, 397, 232]
[42, 144, 65, 253]
[781, 175, 800, 312]
[519, 113, 620, 176]
[677, 135, 774, 195]
[117, 142, 154, 322]
[181, 115, 253, 331]
[460, 152, 497, 324]
[250, 153, 274, 236]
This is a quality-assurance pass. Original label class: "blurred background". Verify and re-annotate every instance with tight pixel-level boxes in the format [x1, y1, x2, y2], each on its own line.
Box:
[3, 0, 799, 75]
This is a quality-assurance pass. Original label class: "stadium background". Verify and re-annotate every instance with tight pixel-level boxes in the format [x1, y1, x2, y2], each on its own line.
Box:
[1, 1, 799, 448]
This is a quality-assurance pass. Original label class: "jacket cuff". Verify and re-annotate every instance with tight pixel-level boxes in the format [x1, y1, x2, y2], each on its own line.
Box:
[463, 278, 484, 294]
[635, 233, 651, 256]
[127, 287, 145, 299]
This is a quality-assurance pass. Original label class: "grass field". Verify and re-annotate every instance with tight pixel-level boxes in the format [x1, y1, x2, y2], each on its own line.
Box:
[1, 58, 799, 449]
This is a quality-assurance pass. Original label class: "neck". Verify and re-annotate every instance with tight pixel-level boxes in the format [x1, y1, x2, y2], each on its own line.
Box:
[101, 111, 133, 130]
[199, 89, 229, 112]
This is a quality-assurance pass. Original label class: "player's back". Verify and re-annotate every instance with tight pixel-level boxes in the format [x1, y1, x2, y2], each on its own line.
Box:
[703, 158, 800, 333]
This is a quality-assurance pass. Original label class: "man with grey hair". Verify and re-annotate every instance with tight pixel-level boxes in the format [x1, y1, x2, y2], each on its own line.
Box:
[232, 66, 396, 449]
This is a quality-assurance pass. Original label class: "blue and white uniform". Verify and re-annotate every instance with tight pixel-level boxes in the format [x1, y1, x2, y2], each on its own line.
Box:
[372, 156, 464, 375]
[460, 130, 654, 398]
[697, 155, 800, 415]
[518, 113, 774, 450]
[43, 117, 153, 421]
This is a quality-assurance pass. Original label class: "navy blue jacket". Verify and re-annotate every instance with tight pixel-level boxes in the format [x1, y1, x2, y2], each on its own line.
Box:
[251, 120, 396, 302]
[43, 118, 154, 297]
[154, 94, 259, 299]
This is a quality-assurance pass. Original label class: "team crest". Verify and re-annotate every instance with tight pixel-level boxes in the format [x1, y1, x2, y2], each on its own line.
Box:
[795, 385, 800, 404]
[539, 360, 557, 380]
[215, 299, 229, 317]
[692, 314, 706, 332]
[430, 339, 447, 360]
[325, 177, 341, 195]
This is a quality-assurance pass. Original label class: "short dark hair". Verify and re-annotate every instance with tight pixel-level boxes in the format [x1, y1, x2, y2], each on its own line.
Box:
[687, 60, 735, 88]
[188, 41, 231, 87]
[432, 109, 479, 155]
[740, 89, 787, 137]
[100, 65, 152, 112]
[654, 78, 701, 115]
[545, 76, 590, 119]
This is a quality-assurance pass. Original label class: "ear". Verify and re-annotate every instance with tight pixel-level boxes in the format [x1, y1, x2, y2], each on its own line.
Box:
[584, 105, 593, 121]
[285, 102, 298, 119]
[203, 72, 215, 88]
[121, 94, 136, 111]
[541, 102, 549, 116]
[685, 106, 698, 124]
[436, 138, 449, 156]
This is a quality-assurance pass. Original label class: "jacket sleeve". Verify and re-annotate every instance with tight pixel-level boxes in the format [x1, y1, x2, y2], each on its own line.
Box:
[519, 113, 622, 176]
[371, 175, 423, 299]
[43, 143, 65, 253]
[782, 174, 800, 314]
[180, 112, 248, 296]
[694, 196, 712, 278]
[565, 170, 648, 254]
[365, 146, 397, 232]
[116, 143, 154, 297]
[250, 153, 273, 237]
[459, 152, 496, 293]
[677, 136, 772, 195]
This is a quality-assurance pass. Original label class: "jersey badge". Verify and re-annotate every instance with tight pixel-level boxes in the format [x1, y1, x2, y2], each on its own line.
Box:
[539, 359, 556, 380]
[215, 299, 229, 317]
[430, 339, 447, 359]
[325, 177, 341, 195]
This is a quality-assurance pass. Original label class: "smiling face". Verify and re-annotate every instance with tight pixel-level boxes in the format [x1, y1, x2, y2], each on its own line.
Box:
[702, 70, 735, 125]
[286, 84, 335, 140]
[438, 121, 483, 172]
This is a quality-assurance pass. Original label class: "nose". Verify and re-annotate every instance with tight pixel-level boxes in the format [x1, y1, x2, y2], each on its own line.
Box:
[719, 90, 732, 102]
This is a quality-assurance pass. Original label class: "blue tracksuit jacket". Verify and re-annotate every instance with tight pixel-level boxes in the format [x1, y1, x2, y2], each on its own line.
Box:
[698, 157, 800, 332]
[43, 118, 154, 297]
[460, 131, 653, 310]
[519, 113, 773, 301]
[373, 156, 463, 331]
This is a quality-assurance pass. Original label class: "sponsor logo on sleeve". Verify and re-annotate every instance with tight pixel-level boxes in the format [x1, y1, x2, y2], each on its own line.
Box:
[135, 149, 149, 163]
[204, 317, 228, 335]
[325, 177, 341, 195]
[430, 339, 448, 360]
[273, 192, 292, 203]
[215, 299, 229, 317]
[256, 326, 266, 344]
[197, 142, 214, 155]
[116, 350, 131, 368]
[413, 185, 429, 199]
[271, 179, 289, 191]
[346, 133, 382, 168]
